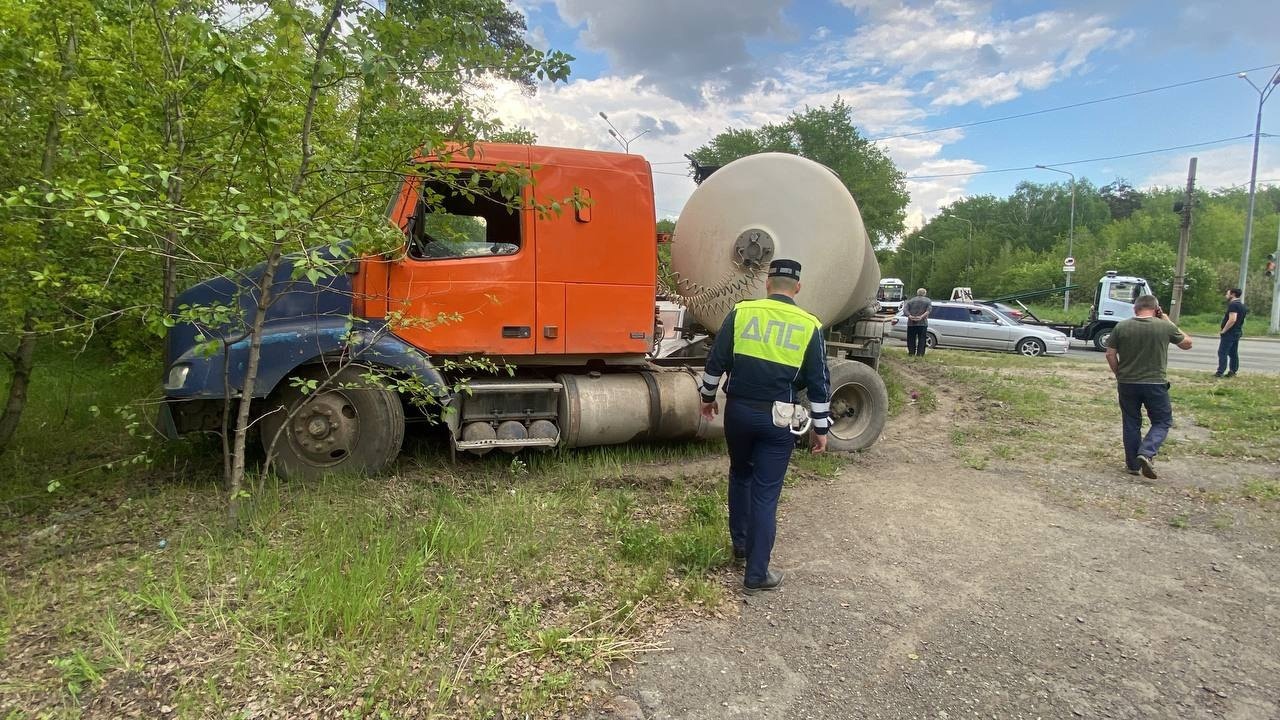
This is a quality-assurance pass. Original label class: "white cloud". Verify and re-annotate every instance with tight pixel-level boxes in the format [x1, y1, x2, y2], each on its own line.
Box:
[830, 1, 1130, 108]
[1142, 141, 1280, 192]
[525, 25, 550, 52]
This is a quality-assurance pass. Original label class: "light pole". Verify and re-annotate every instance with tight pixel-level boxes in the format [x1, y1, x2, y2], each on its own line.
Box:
[899, 247, 916, 289]
[1035, 164, 1077, 312]
[944, 216, 974, 288]
[597, 111, 650, 154]
[918, 236, 936, 285]
[1236, 68, 1280, 297]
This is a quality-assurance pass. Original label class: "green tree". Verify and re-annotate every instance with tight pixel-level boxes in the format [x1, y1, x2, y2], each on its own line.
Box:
[0, 0, 573, 518]
[687, 99, 909, 246]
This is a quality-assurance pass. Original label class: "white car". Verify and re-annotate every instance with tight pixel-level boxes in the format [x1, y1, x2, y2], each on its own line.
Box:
[886, 301, 1070, 357]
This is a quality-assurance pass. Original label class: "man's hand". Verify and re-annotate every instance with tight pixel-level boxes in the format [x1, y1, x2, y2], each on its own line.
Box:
[699, 400, 719, 421]
[811, 433, 828, 454]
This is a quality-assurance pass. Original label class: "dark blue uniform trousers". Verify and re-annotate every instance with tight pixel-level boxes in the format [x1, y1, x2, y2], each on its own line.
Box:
[724, 398, 796, 585]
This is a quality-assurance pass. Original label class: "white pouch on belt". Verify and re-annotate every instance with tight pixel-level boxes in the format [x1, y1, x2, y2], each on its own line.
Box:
[772, 402, 812, 436]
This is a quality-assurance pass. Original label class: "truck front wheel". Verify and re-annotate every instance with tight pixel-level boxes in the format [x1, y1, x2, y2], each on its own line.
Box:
[820, 359, 888, 452]
[259, 365, 405, 480]
[1092, 326, 1113, 352]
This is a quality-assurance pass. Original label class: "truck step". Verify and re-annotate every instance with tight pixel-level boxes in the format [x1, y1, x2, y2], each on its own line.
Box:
[453, 436, 559, 450]
[464, 380, 563, 394]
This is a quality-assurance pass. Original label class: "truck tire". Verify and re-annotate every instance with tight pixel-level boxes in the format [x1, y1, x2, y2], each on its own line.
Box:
[259, 364, 405, 480]
[1091, 326, 1113, 352]
[820, 359, 888, 452]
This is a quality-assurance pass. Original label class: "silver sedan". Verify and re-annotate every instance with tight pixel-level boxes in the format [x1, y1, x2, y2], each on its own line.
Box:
[886, 301, 1070, 357]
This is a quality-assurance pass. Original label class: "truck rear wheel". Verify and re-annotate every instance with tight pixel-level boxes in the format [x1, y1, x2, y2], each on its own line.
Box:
[820, 359, 888, 452]
[259, 365, 405, 480]
[1092, 326, 1113, 352]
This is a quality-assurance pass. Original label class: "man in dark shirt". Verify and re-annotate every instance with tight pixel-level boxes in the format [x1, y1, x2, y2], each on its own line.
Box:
[1106, 295, 1193, 480]
[1214, 288, 1247, 378]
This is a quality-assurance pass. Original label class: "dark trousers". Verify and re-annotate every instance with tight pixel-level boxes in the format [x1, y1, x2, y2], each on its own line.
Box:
[1117, 382, 1173, 470]
[906, 325, 928, 356]
[1216, 333, 1241, 375]
[724, 398, 795, 585]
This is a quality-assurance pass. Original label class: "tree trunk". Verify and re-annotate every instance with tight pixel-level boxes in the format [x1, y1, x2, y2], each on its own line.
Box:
[151, 1, 186, 316]
[0, 316, 38, 455]
[4, 25, 79, 455]
[224, 0, 346, 527]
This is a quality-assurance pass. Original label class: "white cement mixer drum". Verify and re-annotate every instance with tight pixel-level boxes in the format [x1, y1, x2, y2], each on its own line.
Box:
[670, 153, 881, 331]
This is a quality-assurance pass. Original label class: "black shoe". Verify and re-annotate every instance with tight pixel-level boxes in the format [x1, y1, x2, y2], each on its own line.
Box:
[1225, 371, 1236, 378]
[1125, 468, 1140, 476]
[1137, 455, 1157, 480]
[732, 546, 746, 564]
[744, 570, 784, 595]
[1213, 372, 1223, 378]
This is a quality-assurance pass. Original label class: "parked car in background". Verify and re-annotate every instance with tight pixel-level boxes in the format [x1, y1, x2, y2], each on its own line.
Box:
[976, 300, 1025, 321]
[886, 301, 1070, 356]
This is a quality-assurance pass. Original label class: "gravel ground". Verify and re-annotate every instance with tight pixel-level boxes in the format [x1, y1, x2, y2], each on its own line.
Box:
[586, 381, 1280, 720]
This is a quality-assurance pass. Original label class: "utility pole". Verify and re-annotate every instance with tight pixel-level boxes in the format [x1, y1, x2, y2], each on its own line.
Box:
[1170, 157, 1197, 323]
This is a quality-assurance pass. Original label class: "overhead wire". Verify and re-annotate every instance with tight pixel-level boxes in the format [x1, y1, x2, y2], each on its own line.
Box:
[905, 134, 1265, 180]
[870, 63, 1280, 143]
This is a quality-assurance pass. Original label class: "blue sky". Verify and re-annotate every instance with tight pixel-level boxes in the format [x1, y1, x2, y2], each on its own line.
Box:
[489, 0, 1278, 230]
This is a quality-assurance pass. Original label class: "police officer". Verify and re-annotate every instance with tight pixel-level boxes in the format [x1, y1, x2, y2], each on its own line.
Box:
[698, 259, 831, 594]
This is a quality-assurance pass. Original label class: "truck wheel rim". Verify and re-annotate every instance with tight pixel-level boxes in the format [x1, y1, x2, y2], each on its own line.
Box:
[829, 381, 871, 440]
[287, 391, 360, 467]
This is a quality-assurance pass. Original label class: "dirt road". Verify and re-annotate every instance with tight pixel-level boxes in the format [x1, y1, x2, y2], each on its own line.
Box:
[592, 376, 1280, 719]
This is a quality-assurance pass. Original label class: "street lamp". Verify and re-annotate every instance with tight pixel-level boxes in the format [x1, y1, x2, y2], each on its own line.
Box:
[943, 215, 974, 287]
[597, 111, 650, 154]
[918, 236, 936, 283]
[899, 247, 916, 289]
[1035, 164, 1077, 312]
[1236, 69, 1280, 297]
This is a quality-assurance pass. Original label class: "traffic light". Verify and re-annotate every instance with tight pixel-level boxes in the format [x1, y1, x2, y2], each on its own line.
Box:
[1266, 253, 1276, 278]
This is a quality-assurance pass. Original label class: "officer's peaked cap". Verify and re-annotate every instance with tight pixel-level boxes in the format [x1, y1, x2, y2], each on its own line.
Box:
[768, 259, 801, 280]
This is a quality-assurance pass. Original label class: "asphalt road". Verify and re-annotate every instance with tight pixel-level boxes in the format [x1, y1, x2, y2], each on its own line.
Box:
[886, 334, 1279, 374]
[1063, 334, 1279, 374]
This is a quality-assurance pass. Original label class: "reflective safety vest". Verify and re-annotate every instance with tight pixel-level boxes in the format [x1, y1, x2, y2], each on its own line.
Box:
[731, 298, 822, 369]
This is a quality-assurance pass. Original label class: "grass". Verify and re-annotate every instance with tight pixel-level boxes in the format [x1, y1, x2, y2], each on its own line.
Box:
[1170, 371, 1280, 461]
[1, 346, 853, 718]
[1175, 312, 1273, 338]
[1242, 479, 1280, 502]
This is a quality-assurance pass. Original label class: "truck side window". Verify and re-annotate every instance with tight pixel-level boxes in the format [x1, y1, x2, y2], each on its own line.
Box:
[407, 178, 521, 260]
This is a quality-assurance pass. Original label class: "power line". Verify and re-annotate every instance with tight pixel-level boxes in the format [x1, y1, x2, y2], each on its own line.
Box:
[870, 63, 1280, 143]
[904, 134, 1262, 180]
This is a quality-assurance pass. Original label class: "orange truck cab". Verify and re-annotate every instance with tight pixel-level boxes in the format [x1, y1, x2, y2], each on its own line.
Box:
[366, 144, 659, 360]
[160, 144, 721, 477]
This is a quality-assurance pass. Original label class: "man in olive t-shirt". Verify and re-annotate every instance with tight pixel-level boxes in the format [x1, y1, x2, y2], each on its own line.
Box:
[1105, 295, 1193, 479]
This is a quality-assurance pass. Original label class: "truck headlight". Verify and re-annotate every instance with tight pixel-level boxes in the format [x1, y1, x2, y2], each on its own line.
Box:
[165, 364, 190, 390]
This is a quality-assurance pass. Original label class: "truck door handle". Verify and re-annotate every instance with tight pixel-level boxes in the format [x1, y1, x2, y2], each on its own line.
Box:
[502, 326, 531, 339]
[1102, 310, 1114, 315]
